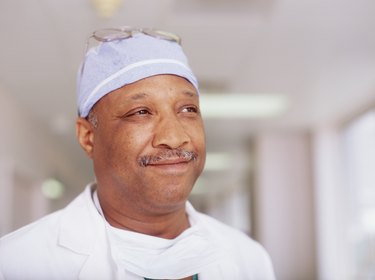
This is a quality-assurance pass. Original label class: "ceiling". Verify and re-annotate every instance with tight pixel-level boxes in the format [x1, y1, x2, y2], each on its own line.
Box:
[1, 0, 375, 171]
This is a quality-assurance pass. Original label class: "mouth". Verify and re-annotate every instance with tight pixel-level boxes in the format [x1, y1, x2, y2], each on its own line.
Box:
[146, 159, 192, 174]
[148, 157, 191, 166]
[138, 149, 197, 167]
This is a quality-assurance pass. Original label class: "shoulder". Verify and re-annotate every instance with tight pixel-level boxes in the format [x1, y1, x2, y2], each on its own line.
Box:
[0, 186, 90, 253]
[197, 212, 262, 251]
[196, 212, 275, 279]
[0, 210, 65, 278]
[0, 209, 63, 250]
[0, 188, 92, 279]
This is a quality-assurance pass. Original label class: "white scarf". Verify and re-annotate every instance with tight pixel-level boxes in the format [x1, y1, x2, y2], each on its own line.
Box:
[93, 192, 224, 279]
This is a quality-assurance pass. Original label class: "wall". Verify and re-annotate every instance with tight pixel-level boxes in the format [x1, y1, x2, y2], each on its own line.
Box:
[254, 131, 317, 280]
[312, 127, 352, 280]
[0, 88, 87, 236]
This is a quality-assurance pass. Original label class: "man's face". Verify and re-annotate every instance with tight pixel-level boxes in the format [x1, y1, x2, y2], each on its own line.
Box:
[88, 74, 206, 214]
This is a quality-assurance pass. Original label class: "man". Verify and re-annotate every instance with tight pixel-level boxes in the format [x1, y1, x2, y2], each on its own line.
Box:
[0, 27, 275, 279]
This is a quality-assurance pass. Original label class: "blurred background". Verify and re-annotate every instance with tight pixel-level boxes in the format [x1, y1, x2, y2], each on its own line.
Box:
[1, 0, 375, 279]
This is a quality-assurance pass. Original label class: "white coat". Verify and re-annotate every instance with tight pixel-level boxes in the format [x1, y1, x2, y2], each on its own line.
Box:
[0, 184, 275, 280]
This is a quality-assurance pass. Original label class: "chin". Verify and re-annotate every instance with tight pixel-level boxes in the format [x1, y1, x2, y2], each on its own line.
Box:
[150, 184, 192, 210]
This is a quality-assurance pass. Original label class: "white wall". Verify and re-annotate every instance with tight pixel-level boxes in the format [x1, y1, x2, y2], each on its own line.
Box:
[254, 131, 316, 280]
[0, 88, 87, 235]
[313, 126, 358, 280]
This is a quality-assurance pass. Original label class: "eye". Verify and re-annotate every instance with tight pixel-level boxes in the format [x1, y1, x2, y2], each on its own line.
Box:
[181, 106, 199, 113]
[119, 108, 152, 120]
[133, 109, 150, 115]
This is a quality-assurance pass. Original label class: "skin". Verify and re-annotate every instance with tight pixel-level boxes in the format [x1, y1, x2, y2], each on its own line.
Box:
[76, 74, 206, 242]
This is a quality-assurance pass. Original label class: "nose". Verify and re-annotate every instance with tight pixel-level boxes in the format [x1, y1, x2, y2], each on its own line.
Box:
[152, 115, 190, 149]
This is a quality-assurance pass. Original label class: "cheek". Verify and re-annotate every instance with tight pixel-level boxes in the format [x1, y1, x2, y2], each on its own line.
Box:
[190, 122, 206, 150]
[93, 127, 131, 164]
[109, 127, 152, 164]
[188, 123, 206, 169]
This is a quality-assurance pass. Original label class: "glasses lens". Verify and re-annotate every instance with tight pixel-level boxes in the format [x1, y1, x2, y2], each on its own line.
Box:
[93, 28, 132, 42]
[142, 29, 181, 45]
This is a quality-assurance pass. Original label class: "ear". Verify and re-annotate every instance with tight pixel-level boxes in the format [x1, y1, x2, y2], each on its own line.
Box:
[76, 117, 95, 158]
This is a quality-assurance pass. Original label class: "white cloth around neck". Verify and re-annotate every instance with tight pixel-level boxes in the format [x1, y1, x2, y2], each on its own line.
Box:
[93, 191, 224, 279]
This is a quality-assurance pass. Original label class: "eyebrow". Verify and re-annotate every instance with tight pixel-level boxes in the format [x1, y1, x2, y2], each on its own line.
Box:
[130, 92, 149, 100]
[129, 90, 197, 100]
[183, 90, 198, 98]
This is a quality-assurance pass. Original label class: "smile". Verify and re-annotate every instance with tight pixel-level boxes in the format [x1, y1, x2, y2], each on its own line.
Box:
[147, 160, 192, 175]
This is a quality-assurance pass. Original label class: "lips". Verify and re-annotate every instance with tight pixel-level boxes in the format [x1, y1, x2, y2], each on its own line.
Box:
[148, 157, 191, 166]
[144, 157, 193, 176]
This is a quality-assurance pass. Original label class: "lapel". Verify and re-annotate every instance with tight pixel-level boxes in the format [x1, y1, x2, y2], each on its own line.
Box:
[57, 184, 116, 279]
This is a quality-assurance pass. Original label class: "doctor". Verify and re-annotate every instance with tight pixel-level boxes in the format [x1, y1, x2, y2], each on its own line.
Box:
[0, 27, 275, 280]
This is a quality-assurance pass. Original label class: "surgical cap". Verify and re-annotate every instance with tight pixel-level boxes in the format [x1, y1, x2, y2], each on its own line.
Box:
[77, 32, 198, 117]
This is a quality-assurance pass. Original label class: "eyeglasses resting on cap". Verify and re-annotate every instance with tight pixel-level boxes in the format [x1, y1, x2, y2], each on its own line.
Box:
[79, 26, 182, 82]
[84, 26, 181, 53]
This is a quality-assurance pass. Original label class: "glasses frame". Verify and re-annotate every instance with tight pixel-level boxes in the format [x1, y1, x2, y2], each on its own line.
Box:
[84, 26, 181, 54]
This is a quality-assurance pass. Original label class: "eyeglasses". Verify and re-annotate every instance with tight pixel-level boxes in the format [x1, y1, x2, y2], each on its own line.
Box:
[84, 26, 181, 53]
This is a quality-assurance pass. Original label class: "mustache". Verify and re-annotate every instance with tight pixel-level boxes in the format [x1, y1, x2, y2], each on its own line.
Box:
[138, 149, 198, 167]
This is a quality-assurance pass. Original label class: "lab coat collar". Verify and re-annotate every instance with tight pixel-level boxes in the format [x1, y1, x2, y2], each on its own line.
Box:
[57, 183, 115, 279]
[58, 184, 98, 254]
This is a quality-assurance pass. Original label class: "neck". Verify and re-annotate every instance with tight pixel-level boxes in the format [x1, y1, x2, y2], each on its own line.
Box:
[97, 192, 190, 239]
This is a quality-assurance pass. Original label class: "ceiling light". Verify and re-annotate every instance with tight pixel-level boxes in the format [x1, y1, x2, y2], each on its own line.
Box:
[199, 93, 288, 118]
